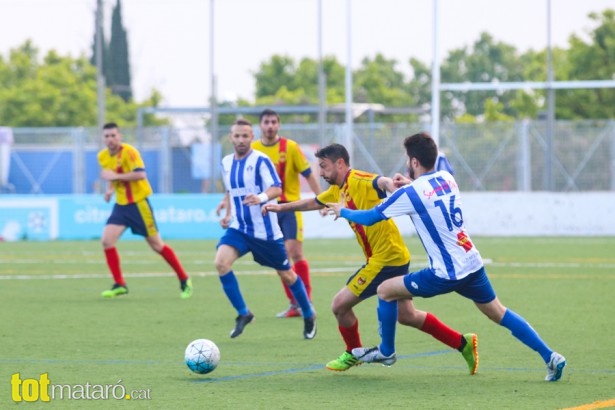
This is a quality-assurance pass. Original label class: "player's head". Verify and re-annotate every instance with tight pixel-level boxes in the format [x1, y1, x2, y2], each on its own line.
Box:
[230, 118, 254, 158]
[315, 143, 350, 186]
[403, 132, 437, 178]
[259, 109, 280, 140]
[102, 122, 122, 153]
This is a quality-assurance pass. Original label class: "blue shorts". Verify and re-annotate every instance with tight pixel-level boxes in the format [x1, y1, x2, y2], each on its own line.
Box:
[403, 267, 496, 304]
[217, 228, 291, 271]
[106, 198, 158, 237]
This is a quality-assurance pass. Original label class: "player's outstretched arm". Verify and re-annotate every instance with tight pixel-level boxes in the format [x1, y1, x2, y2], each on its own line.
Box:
[326, 200, 384, 226]
[263, 198, 323, 216]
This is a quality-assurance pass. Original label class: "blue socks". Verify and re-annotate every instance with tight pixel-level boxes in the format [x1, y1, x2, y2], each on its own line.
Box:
[500, 309, 553, 362]
[220, 272, 313, 319]
[289, 278, 314, 318]
[219, 271, 249, 316]
[377, 298, 398, 357]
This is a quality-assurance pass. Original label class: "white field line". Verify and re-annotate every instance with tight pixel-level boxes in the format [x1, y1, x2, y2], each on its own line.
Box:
[2, 259, 615, 281]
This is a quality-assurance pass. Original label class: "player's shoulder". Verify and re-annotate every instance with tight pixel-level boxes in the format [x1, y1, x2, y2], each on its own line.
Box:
[118, 143, 140, 156]
[282, 137, 303, 151]
[280, 136, 298, 144]
[251, 149, 271, 160]
[349, 169, 377, 182]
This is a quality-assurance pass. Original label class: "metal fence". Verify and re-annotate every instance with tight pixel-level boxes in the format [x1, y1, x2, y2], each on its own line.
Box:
[1, 120, 613, 195]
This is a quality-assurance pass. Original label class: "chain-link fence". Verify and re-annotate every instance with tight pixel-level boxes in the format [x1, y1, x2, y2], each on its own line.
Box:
[1, 120, 613, 194]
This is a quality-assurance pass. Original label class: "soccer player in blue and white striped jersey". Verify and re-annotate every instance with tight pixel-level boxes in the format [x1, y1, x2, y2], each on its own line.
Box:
[327, 132, 566, 382]
[214, 119, 316, 340]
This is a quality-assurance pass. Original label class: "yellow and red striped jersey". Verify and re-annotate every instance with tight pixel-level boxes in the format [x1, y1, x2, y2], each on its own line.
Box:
[252, 137, 312, 202]
[97, 143, 152, 205]
[317, 169, 409, 265]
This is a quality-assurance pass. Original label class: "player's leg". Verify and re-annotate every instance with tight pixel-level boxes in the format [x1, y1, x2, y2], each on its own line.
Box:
[215, 230, 254, 338]
[277, 267, 316, 339]
[138, 198, 192, 298]
[352, 278, 402, 365]
[251, 235, 316, 339]
[101, 223, 128, 297]
[326, 287, 364, 371]
[276, 212, 310, 318]
[348, 262, 405, 367]
[464, 267, 566, 381]
[289, 212, 311, 300]
[100, 203, 129, 297]
[397, 299, 478, 375]
[146, 233, 192, 298]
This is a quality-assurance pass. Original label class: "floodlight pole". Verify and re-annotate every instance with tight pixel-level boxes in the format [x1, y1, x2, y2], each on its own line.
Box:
[95, 0, 106, 194]
[344, 0, 354, 166]
[430, 0, 441, 145]
[209, 0, 218, 193]
[545, 0, 555, 191]
[95, 0, 106, 132]
[317, 0, 326, 150]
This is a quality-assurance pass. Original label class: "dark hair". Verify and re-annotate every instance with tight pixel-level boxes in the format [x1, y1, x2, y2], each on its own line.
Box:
[233, 118, 252, 127]
[103, 122, 119, 130]
[403, 132, 437, 169]
[259, 109, 279, 122]
[315, 143, 350, 166]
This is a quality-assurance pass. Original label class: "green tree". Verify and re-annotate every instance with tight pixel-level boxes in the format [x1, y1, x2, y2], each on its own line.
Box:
[557, 9, 615, 119]
[0, 41, 163, 127]
[108, 0, 132, 101]
[440, 32, 529, 120]
[254, 54, 346, 123]
[354, 54, 413, 105]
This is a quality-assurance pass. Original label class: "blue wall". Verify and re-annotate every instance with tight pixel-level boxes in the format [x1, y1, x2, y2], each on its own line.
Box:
[0, 194, 225, 241]
[7, 148, 207, 194]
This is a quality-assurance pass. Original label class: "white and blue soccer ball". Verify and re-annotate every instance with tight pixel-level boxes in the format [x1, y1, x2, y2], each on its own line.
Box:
[184, 339, 220, 374]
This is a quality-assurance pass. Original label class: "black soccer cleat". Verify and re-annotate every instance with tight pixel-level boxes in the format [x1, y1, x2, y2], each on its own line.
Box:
[303, 316, 317, 340]
[230, 312, 254, 338]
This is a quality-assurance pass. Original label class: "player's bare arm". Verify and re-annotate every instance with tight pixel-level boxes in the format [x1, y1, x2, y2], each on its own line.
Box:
[262, 198, 323, 215]
[101, 169, 147, 182]
[305, 171, 322, 195]
[243, 186, 282, 206]
[216, 194, 230, 216]
[103, 182, 114, 203]
[218, 192, 231, 229]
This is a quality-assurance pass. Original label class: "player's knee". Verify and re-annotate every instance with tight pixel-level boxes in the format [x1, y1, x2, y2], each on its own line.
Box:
[214, 258, 231, 274]
[376, 284, 395, 302]
[101, 237, 114, 249]
[330, 298, 349, 318]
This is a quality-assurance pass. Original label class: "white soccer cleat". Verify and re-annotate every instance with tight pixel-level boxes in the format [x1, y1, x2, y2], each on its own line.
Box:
[545, 352, 566, 381]
[351, 346, 397, 366]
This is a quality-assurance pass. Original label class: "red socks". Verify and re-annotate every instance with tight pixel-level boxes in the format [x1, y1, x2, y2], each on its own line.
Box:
[104, 247, 125, 286]
[160, 245, 189, 281]
[420, 312, 463, 349]
[339, 320, 362, 352]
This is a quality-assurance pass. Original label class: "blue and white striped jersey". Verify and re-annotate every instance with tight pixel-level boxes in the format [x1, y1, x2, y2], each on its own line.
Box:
[221, 149, 283, 240]
[375, 170, 483, 280]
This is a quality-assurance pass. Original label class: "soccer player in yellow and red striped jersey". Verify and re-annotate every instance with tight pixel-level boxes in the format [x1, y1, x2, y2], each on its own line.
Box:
[97, 122, 192, 299]
[253, 109, 322, 318]
[263, 143, 478, 373]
